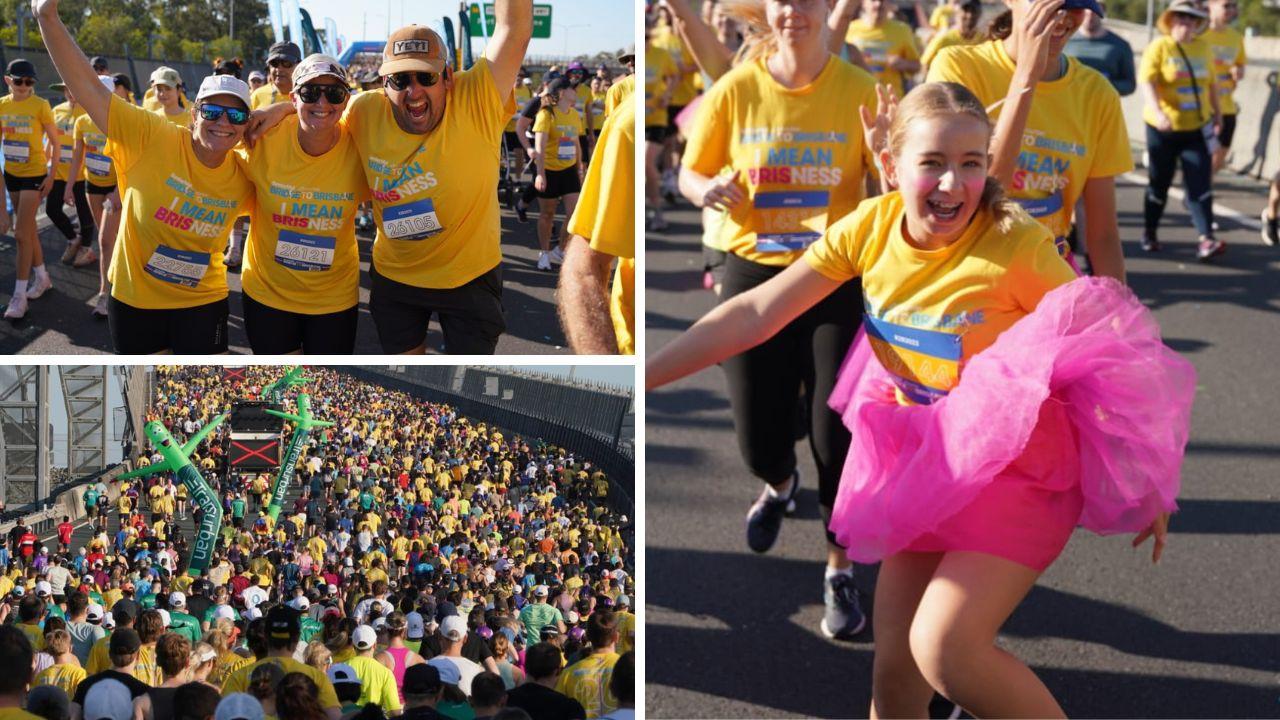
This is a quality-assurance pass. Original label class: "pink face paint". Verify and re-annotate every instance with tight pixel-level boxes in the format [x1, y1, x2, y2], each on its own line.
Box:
[914, 175, 939, 194]
[963, 176, 986, 196]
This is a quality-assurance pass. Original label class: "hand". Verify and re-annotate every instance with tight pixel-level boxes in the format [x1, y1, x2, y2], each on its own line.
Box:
[30, 0, 58, 18]
[39, 174, 53, 199]
[859, 83, 898, 157]
[700, 170, 746, 212]
[1131, 511, 1170, 563]
[535, 174, 546, 192]
[64, 186, 74, 206]
[525, 147, 536, 161]
[1213, 117, 1223, 138]
[1154, 111, 1173, 133]
[1010, 0, 1065, 84]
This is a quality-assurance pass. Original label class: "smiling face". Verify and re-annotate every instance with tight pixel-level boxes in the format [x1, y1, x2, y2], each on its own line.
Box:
[385, 70, 453, 136]
[6, 76, 34, 100]
[191, 95, 249, 155]
[765, 0, 831, 45]
[292, 77, 348, 134]
[883, 114, 991, 248]
[1168, 11, 1202, 40]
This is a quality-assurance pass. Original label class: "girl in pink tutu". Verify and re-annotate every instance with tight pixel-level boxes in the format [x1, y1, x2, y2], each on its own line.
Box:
[647, 81, 1195, 717]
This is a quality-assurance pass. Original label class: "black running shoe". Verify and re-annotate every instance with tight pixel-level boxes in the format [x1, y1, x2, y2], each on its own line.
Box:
[745, 471, 799, 553]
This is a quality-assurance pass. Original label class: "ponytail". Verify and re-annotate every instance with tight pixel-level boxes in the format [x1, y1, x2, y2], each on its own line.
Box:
[980, 175, 1019, 232]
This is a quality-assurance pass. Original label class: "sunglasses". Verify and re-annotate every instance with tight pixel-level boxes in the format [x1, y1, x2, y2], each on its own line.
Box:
[269, 59, 297, 69]
[386, 71, 440, 91]
[297, 84, 349, 105]
[198, 103, 250, 125]
[8, 77, 35, 87]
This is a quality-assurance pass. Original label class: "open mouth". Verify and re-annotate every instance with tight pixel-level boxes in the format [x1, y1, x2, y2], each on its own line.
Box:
[307, 108, 335, 120]
[406, 98, 429, 120]
[927, 198, 963, 221]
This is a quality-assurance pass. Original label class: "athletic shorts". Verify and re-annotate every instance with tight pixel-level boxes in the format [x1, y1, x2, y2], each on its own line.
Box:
[537, 166, 581, 200]
[666, 104, 686, 135]
[645, 125, 669, 144]
[86, 183, 117, 196]
[703, 245, 728, 284]
[3, 172, 44, 193]
[1219, 113, 1237, 148]
[108, 295, 229, 354]
[242, 292, 359, 354]
[368, 263, 505, 354]
[503, 131, 522, 156]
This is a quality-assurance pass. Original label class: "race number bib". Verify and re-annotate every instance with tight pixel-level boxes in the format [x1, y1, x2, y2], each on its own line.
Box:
[2, 140, 30, 164]
[752, 190, 828, 253]
[274, 230, 336, 272]
[144, 246, 210, 288]
[85, 152, 113, 177]
[59, 146, 74, 164]
[557, 138, 577, 162]
[382, 198, 443, 241]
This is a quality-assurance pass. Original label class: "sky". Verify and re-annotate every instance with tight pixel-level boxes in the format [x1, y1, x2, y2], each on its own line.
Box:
[295, 0, 636, 58]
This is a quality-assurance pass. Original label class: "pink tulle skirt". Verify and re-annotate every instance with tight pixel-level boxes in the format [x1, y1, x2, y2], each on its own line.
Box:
[827, 277, 1196, 571]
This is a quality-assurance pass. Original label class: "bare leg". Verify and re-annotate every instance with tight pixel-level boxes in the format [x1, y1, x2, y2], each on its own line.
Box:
[536, 198, 557, 252]
[558, 193, 579, 253]
[1267, 172, 1280, 219]
[15, 189, 40, 281]
[870, 551, 944, 720]
[645, 141, 664, 226]
[87, 194, 107, 295]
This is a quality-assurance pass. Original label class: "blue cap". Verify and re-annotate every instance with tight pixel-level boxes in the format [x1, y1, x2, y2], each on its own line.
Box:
[1062, 0, 1104, 16]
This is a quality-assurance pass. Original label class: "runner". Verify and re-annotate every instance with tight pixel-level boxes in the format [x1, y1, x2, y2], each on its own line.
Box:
[532, 78, 585, 271]
[927, 0, 1132, 280]
[47, 82, 96, 268]
[515, 71, 561, 223]
[148, 67, 191, 128]
[920, 0, 982, 73]
[0, 58, 59, 321]
[651, 6, 698, 206]
[251, 43, 301, 110]
[36, 0, 255, 353]
[1201, 0, 1245, 174]
[845, 0, 921, 100]
[504, 66, 535, 195]
[237, 54, 368, 354]
[675, 0, 880, 641]
[67, 76, 126, 319]
[644, 10, 677, 232]
[564, 62, 595, 158]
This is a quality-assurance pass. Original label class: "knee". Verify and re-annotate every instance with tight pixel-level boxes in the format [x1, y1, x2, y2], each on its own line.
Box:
[908, 615, 977, 697]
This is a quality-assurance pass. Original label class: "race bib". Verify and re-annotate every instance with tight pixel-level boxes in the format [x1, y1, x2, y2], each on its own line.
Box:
[59, 146, 74, 164]
[557, 138, 577, 162]
[85, 152, 113, 177]
[382, 198, 444, 241]
[274, 230, 336, 272]
[144, 246, 210, 288]
[2, 140, 30, 164]
[752, 190, 829, 253]
[865, 314, 963, 406]
[1012, 191, 1064, 220]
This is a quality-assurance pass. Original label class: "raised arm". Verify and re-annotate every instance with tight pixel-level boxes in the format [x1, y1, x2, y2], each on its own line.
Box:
[485, 0, 534, 94]
[987, 0, 1064, 187]
[661, 0, 734, 81]
[32, 0, 113, 133]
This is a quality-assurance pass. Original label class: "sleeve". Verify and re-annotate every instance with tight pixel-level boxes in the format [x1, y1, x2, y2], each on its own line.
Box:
[314, 674, 340, 709]
[803, 200, 873, 281]
[73, 115, 86, 144]
[1113, 39, 1137, 96]
[1234, 34, 1246, 65]
[1008, 223, 1077, 313]
[1089, 83, 1134, 177]
[922, 34, 944, 68]
[1138, 41, 1163, 84]
[532, 110, 552, 134]
[459, 58, 511, 140]
[681, 79, 730, 177]
[40, 100, 56, 129]
[105, 93, 165, 174]
[925, 45, 963, 84]
[567, 99, 634, 257]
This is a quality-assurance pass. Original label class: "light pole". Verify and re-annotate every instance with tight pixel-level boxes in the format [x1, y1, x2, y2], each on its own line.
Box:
[554, 23, 590, 60]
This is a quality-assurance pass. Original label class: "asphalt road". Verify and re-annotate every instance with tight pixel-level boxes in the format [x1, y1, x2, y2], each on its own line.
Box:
[0, 196, 573, 355]
[645, 163, 1280, 718]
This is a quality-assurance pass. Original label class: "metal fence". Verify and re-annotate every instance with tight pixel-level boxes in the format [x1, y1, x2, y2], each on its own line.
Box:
[1, 45, 217, 104]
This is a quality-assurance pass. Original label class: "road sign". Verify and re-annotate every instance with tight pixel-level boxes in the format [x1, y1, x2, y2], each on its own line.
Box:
[469, 3, 552, 39]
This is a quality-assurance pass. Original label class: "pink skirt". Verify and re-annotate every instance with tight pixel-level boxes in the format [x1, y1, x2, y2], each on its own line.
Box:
[827, 277, 1196, 571]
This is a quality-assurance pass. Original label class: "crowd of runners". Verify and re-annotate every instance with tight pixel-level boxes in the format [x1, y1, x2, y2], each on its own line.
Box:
[645, 0, 1210, 715]
[0, 0, 635, 355]
[0, 364, 634, 720]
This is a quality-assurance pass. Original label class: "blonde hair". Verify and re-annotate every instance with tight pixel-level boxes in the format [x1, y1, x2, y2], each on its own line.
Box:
[45, 629, 72, 656]
[885, 82, 1018, 231]
[718, 0, 826, 65]
[303, 640, 332, 671]
[205, 617, 237, 652]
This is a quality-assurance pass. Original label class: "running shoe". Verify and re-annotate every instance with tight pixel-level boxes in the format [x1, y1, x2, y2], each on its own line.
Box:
[73, 247, 98, 268]
[745, 471, 799, 554]
[549, 246, 565, 265]
[1140, 233, 1160, 252]
[1196, 237, 1226, 261]
[1262, 211, 1279, 247]
[647, 211, 668, 232]
[60, 242, 82, 264]
[26, 274, 52, 300]
[225, 240, 244, 268]
[515, 199, 529, 224]
[536, 252, 552, 271]
[820, 572, 867, 641]
[661, 170, 679, 205]
[92, 293, 108, 318]
[4, 294, 27, 320]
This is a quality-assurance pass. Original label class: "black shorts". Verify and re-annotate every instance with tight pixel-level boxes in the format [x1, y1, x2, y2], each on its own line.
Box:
[666, 104, 686, 135]
[703, 246, 728, 282]
[3, 172, 44, 193]
[645, 126, 669, 144]
[368, 263, 505, 354]
[242, 292, 359, 354]
[503, 131, 522, 155]
[108, 295, 229, 354]
[537, 166, 581, 200]
[86, 183, 117, 196]
[1219, 113, 1237, 148]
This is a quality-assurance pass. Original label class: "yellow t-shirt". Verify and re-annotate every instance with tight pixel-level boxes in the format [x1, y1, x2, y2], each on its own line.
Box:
[17, 623, 45, 651]
[567, 97, 635, 354]
[0, 94, 56, 177]
[237, 114, 368, 314]
[347, 655, 402, 712]
[653, 27, 698, 106]
[104, 94, 254, 310]
[845, 18, 921, 99]
[605, 75, 635, 116]
[156, 107, 190, 128]
[804, 192, 1076, 405]
[1138, 36, 1216, 131]
[533, 106, 584, 172]
[683, 55, 878, 267]
[555, 652, 619, 719]
[223, 656, 340, 709]
[1201, 26, 1245, 116]
[572, 84, 595, 127]
[928, 40, 1133, 250]
[0, 708, 45, 720]
[142, 88, 161, 113]
[588, 90, 607, 132]
[250, 84, 288, 111]
[616, 611, 635, 656]
[52, 102, 84, 182]
[644, 45, 678, 128]
[343, 58, 512, 289]
[921, 29, 979, 69]
[929, 3, 957, 31]
[508, 85, 534, 132]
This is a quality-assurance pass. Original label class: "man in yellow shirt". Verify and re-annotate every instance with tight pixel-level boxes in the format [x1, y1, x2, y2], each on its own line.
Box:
[222, 606, 342, 719]
[555, 611, 620, 718]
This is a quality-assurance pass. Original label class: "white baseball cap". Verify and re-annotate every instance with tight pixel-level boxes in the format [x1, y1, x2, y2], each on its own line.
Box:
[327, 663, 361, 685]
[195, 74, 252, 109]
[289, 596, 310, 611]
[439, 615, 467, 643]
[352, 624, 377, 651]
[212, 605, 237, 621]
[157, 609, 171, 627]
[86, 603, 104, 622]
[35, 581, 52, 597]
[405, 611, 425, 639]
[168, 592, 186, 608]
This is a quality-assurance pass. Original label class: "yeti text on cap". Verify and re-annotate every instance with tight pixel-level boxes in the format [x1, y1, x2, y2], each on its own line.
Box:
[394, 39, 432, 55]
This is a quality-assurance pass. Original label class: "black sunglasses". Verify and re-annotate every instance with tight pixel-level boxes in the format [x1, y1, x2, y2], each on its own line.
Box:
[386, 71, 440, 91]
[198, 103, 250, 125]
[269, 59, 297, 69]
[297, 84, 349, 105]
[8, 77, 35, 87]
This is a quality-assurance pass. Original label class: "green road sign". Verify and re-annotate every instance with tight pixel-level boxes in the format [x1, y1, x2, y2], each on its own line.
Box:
[469, 3, 552, 39]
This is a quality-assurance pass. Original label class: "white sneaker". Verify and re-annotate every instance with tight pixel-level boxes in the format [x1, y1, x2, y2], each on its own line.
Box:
[4, 294, 28, 320]
[549, 246, 565, 265]
[26, 274, 52, 300]
[92, 293, 108, 318]
[226, 241, 244, 268]
[536, 252, 552, 271]
[73, 247, 98, 268]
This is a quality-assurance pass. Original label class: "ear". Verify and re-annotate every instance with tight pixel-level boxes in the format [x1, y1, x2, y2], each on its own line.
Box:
[878, 147, 899, 188]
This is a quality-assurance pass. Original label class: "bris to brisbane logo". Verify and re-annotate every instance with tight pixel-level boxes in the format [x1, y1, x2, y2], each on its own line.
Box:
[395, 39, 431, 55]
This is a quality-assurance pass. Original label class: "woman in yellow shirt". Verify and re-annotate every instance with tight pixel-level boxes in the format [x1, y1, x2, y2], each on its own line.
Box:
[149, 67, 191, 128]
[845, 0, 922, 98]
[1139, 0, 1222, 259]
[650, 82, 1190, 718]
[531, 78, 584, 272]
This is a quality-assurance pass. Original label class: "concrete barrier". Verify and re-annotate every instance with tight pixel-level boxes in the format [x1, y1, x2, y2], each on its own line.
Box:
[1108, 19, 1280, 180]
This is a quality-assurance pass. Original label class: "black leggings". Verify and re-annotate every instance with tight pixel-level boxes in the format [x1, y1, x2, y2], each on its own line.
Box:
[1144, 124, 1214, 238]
[721, 253, 861, 542]
[47, 179, 94, 243]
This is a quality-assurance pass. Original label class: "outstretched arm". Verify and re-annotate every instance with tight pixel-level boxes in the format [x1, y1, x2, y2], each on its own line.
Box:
[486, 0, 534, 94]
[33, 0, 113, 133]
[662, 0, 734, 81]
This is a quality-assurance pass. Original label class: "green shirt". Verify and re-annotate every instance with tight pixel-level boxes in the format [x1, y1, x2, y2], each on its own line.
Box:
[168, 611, 201, 645]
[438, 700, 476, 720]
[300, 617, 322, 643]
[231, 499, 246, 519]
[83, 489, 99, 512]
[519, 603, 563, 647]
